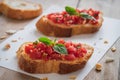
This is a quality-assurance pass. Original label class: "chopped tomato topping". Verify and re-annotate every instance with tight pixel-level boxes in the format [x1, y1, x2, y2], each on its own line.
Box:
[25, 40, 87, 61]
[65, 54, 76, 61]
[47, 8, 100, 25]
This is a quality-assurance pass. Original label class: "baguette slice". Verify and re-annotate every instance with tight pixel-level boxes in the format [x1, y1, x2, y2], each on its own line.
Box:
[36, 11, 103, 37]
[17, 42, 94, 74]
[0, 0, 42, 19]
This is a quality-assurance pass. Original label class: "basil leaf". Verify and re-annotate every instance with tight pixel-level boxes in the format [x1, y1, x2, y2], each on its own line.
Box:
[79, 13, 96, 20]
[38, 37, 52, 45]
[65, 6, 78, 15]
[53, 44, 68, 55]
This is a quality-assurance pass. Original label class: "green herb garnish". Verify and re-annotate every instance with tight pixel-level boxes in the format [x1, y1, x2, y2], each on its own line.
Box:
[38, 37, 52, 45]
[53, 44, 68, 55]
[80, 12, 96, 20]
[65, 6, 96, 20]
[65, 6, 78, 15]
[37, 37, 68, 55]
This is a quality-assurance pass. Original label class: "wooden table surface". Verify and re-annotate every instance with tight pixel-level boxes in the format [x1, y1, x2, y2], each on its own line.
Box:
[0, 0, 120, 80]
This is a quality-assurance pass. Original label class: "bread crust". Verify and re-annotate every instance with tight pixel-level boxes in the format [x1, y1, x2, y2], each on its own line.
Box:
[17, 42, 94, 74]
[36, 13, 103, 37]
[0, 0, 42, 20]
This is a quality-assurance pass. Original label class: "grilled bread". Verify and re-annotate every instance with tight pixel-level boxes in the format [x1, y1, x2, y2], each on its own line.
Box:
[17, 37, 94, 74]
[36, 7, 103, 37]
[0, 0, 42, 19]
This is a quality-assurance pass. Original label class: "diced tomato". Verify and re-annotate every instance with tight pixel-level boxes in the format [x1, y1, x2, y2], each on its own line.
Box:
[25, 40, 88, 61]
[80, 47, 87, 54]
[25, 44, 34, 54]
[47, 9, 99, 25]
[65, 41, 73, 47]
[67, 46, 77, 54]
[45, 46, 53, 55]
[36, 43, 47, 50]
[65, 54, 76, 61]
[57, 39, 65, 44]
[50, 53, 62, 60]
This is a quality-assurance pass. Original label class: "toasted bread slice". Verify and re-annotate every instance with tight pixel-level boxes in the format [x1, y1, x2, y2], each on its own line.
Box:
[36, 10, 103, 37]
[0, 0, 42, 19]
[17, 42, 94, 74]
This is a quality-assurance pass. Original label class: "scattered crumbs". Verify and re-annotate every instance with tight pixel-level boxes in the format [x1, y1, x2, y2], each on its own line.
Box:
[4, 44, 11, 50]
[11, 39, 17, 42]
[104, 40, 108, 44]
[105, 57, 114, 63]
[69, 75, 76, 79]
[99, 37, 103, 40]
[20, 3, 26, 6]
[111, 46, 116, 52]
[5, 30, 17, 35]
[40, 77, 48, 80]
[96, 63, 102, 71]
[0, 35, 7, 40]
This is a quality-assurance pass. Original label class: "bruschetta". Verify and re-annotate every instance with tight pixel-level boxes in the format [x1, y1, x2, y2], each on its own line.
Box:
[17, 37, 94, 74]
[36, 6, 103, 37]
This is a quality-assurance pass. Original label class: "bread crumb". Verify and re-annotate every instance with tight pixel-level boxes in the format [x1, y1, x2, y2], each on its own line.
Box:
[111, 46, 116, 52]
[6, 30, 16, 35]
[96, 63, 102, 71]
[69, 75, 76, 79]
[0, 35, 7, 40]
[4, 44, 11, 49]
[40, 77, 48, 80]
[11, 39, 17, 42]
[21, 3, 26, 6]
[104, 40, 108, 44]
[105, 57, 114, 63]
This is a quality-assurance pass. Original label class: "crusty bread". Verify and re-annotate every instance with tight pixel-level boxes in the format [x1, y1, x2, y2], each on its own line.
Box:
[36, 13, 103, 37]
[0, 2, 2, 14]
[0, 0, 42, 19]
[17, 42, 94, 74]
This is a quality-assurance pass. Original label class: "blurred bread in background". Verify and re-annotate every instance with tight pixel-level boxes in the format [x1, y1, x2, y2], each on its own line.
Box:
[0, 0, 42, 20]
